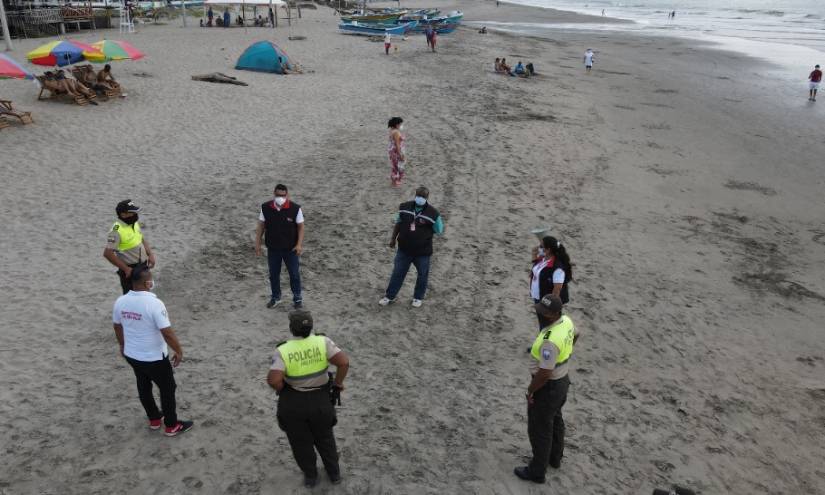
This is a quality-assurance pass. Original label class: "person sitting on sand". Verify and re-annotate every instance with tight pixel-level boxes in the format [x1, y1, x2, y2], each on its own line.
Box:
[216, 16, 224, 27]
[494, 58, 503, 73]
[500, 58, 515, 77]
[526, 62, 535, 76]
[96, 64, 121, 92]
[514, 61, 529, 77]
[479, 26, 487, 34]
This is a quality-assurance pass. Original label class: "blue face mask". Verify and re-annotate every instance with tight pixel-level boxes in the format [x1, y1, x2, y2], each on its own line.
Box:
[414, 196, 427, 206]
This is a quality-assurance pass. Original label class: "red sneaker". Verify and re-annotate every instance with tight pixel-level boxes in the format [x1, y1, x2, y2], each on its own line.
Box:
[164, 420, 194, 437]
[149, 418, 163, 430]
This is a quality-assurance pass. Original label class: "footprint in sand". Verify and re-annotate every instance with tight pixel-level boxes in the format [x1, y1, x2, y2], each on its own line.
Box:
[723, 180, 777, 196]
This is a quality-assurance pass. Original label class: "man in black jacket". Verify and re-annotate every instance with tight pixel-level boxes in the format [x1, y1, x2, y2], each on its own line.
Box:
[379, 186, 445, 308]
[256, 184, 305, 309]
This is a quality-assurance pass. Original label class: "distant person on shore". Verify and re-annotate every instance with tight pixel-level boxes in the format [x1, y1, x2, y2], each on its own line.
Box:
[269, 7, 275, 26]
[500, 57, 515, 76]
[113, 265, 194, 437]
[207, 6, 213, 26]
[526, 62, 535, 76]
[808, 64, 822, 101]
[424, 25, 434, 50]
[601, 9, 605, 16]
[494, 57, 503, 73]
[379, 186, 445, 308]
[429, 28, 437, 52]
[384, 32, 392, 55]
[514, 60, 529, 78]
[223, 8, 230, 28]
[583, 48, 595, 73]
[387, 117, 406, 187]
[479, 26, 487, 34]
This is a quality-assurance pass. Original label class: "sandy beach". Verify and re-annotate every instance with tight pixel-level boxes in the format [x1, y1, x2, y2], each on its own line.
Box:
[1, 0, 825, 493]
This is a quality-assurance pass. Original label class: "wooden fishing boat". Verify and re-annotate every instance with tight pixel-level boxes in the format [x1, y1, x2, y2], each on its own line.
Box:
[338, 20, 418, 36]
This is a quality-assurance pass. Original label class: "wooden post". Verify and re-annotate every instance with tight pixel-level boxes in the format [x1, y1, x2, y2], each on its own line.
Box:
[0, 0, 13, 51]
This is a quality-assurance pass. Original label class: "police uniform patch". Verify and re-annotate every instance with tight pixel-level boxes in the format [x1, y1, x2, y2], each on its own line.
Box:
[113, 224, 119, 231]
[542, 349, 552, 360]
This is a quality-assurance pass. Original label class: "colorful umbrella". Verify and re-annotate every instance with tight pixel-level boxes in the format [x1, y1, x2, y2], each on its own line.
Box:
[0, 53, 34, 80]
[84, 40, 145, 63]
[26, 40, 87, 67]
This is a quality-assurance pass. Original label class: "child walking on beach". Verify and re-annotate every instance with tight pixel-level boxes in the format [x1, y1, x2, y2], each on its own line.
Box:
[584, 48, 595, 73]
[808, 64, 821, 101]
[387, 117, 406, 187]
[384, 32, 392, 55]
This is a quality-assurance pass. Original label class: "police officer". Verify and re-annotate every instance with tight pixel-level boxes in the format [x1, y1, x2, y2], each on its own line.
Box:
[514, 294, 581, 484]
[267, 310, 350, 487]
[378, 186, 445, 308]
[104, 199, 156, 294]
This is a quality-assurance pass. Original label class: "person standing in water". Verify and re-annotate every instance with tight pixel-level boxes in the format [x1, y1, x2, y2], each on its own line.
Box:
[808, 64, 822, 101]
[583, 48, 595, 73]
[387, 117, 406, 187]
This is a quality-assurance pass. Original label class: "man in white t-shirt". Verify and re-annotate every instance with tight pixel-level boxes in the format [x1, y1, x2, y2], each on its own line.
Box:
[113, 266, 193, 436]
[583, 48, 595, 73]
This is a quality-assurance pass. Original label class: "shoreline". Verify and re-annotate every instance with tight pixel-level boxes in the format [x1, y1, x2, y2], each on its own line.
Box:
[478, 0, 825, 77]
[2, 1, 825, 494]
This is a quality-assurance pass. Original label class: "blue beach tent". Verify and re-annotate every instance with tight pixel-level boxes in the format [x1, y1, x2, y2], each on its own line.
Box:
[235, 41, 293, 74]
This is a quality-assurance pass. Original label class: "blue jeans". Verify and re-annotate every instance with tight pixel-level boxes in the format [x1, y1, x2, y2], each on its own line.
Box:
[385, 250, 431, 300]
[268, 249, 302, 303]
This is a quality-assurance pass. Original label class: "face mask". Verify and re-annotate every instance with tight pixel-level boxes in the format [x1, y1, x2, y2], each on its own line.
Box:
[274, 196, 287, 207]
[147, 280, 156, 291]
[414, 196, 426, 206]
[399, 124, 405, 131]
[122, 214, 139, 225]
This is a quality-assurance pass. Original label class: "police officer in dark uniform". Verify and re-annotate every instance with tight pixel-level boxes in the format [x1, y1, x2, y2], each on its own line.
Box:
[379, 186, 445, 308]
[515, 294, 581, 484]
[103, 200, 156, 294]
[267, 310, 350, 487]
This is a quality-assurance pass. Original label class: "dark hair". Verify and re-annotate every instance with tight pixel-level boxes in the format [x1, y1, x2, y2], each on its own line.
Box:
[274, 184, 288, 192]
[130, 264, 151, 284]
[415, 186, 429, 198]
[542, 236, 574, 281]
[288, 310, 313, 338]
[388, 117, 403, 129]
[104, 64, 111, 71]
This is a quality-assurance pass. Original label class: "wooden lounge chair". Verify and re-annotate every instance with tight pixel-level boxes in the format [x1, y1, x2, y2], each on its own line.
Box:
[35, 75, 89, 106]
[0, 100, 34, 125]
[0, 116, 9, 130]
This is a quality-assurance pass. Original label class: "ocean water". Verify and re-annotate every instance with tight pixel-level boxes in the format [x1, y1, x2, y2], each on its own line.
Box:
[491, 0, 825, 73]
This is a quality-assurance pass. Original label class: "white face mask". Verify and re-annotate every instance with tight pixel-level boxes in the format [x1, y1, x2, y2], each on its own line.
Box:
[147, 280, 156, 291]
[399, 124, 404, 131]
[414, 196, 426, 206]
[274, 196, 287, 207]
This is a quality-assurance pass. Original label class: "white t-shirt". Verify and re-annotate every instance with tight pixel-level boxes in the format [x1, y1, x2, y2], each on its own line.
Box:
[113, 291, 172, 362]
[384, 33, 392, 44]
[258, 206, 305, 223]
[584, 51, 594, 66]
[530, 259, 566, 300]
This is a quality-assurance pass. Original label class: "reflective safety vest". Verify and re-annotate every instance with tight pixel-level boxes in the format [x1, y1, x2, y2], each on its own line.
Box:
[278, 335, 329, 379]
[531, 315, 575, 366]
[112, 220, 143, 252]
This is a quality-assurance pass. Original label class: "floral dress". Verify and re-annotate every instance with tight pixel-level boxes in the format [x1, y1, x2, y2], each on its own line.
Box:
[387, 130, 406, 186]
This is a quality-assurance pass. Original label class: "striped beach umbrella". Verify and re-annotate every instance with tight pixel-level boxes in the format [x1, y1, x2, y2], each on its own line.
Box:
[85, 40, 145, 63]
[26, 40, 87, 66]
[0, 53, 34, 79]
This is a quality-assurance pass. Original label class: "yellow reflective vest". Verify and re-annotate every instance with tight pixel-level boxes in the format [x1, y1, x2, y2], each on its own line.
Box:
[278, 335, 329, 379]
[531, 315, 575, 366]
[112, 220, 143, 252]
